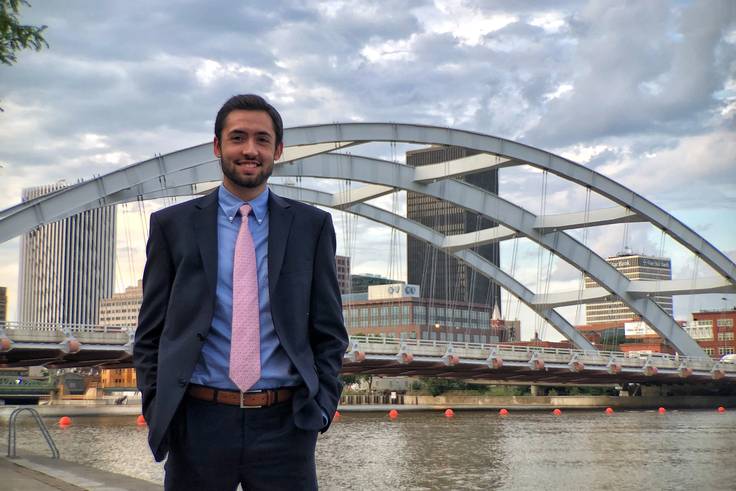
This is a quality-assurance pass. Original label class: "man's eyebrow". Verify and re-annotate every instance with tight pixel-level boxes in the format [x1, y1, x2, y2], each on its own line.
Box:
[227, 129, 273, 137]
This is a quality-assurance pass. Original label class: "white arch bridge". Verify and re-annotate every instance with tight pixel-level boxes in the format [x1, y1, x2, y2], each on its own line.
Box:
[1, 123, 734, 367]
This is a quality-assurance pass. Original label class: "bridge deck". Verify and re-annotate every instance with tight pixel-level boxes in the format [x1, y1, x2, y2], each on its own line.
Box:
[2, 325, 734, 384]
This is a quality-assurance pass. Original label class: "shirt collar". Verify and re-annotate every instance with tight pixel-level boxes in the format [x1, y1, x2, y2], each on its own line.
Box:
[218, 185, 269, 225]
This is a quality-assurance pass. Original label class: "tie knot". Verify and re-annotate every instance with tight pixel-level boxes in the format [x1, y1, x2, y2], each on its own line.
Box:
[239, 203, 252, 219]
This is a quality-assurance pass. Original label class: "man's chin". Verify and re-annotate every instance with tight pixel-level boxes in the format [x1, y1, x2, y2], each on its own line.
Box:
[234, 178, 264, 189]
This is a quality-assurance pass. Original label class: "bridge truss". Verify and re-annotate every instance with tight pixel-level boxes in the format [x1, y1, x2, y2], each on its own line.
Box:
[1, 123, 734, 360]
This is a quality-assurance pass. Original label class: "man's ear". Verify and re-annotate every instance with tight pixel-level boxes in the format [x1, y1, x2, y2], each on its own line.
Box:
[213, 136, 221, 158]
[274, 142, 283, 161]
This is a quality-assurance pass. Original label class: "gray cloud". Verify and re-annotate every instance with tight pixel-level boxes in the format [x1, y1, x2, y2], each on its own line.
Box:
[524, 0, 736, 147]
[1, 0, 734, 324]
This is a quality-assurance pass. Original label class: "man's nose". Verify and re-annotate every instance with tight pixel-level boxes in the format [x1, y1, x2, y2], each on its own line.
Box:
[241, 139, 257, 157]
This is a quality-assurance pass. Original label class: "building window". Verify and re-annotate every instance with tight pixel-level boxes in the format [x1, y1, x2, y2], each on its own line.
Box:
[703, 347, 715, 356]
[721, 347, 735, 355]
[717, 319, 734, 329]
[718, 332, 734, 341]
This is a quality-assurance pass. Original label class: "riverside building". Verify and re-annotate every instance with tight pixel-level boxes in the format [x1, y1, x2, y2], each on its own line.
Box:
[343, 283, 518, 344]
[685, 308, 736, 359]
[98, 281, 143, 328]
[98, 281, 143, 389]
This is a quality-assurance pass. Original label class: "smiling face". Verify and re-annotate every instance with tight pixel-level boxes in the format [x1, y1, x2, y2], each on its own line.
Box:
[214, 109, 283, 201]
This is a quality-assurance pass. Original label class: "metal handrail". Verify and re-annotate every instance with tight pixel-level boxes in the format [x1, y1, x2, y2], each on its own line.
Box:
[7, 407, 60, 459]
[1, 320, 129, 334]
[346, 334, 721, 368]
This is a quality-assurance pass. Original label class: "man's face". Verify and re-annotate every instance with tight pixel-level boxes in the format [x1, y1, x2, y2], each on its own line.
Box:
[214, 109, 283, 196]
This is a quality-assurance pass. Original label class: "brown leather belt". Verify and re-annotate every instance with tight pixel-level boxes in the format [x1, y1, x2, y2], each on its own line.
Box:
[187, 384, 296, 408]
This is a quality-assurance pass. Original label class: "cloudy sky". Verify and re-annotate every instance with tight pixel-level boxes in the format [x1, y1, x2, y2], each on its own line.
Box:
[1, 0, 734, 340]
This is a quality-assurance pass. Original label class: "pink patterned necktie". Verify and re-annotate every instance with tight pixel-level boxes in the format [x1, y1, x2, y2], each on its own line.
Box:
[229, 203, 260, 392]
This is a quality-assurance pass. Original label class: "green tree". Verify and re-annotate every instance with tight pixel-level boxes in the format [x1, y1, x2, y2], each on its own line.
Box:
[1, 0, 47, 66]
[1, 1, 47, 110]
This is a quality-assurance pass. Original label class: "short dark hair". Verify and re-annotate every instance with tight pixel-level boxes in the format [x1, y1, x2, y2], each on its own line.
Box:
[214, 94, 284, 146]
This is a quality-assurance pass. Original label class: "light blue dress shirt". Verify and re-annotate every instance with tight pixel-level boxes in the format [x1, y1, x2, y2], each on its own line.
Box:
[190, 185, 303, 390]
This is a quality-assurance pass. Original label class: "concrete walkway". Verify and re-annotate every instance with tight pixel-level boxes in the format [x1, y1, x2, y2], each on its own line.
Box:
[0, 455, 162, 490]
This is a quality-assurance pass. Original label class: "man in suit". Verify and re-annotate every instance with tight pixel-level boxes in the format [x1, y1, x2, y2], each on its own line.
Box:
[134, 94, 348, 490]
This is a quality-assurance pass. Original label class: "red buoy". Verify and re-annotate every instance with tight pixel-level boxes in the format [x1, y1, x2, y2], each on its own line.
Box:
[552, 408, 562, 416]
[136, 415, 146, 426]
[499, 408, 509, 416]
[388, 409, 399, 419]
[58, 416, 72, 427]
[658, 407, 666, 414]
[605, 407, 614, 415]
[333, 410, 341, 420]
[717, 406, 726, 413]
[444, 408, 454, 418]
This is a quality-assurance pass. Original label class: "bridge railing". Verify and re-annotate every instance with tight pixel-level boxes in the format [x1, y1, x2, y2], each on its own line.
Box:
[1, 321, 130, 335]
[1, 323, 727, 372]
[347, 334, 720, 370]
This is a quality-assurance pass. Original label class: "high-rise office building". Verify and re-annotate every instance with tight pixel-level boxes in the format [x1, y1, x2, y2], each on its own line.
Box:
[585, 253, 673, 325]
[0, 286, 7, 322]
[406, 146, 501, 308]
[18, 183, 116, 325]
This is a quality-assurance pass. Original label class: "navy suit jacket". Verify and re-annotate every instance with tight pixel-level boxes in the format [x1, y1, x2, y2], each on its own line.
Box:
[133, 189, 348, 462]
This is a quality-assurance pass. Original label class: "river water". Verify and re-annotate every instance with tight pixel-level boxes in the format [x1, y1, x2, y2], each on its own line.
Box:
[5, 409, 735, 490]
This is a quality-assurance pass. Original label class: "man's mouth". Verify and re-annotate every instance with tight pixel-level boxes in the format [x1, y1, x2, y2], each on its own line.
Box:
[236, 160, 261, 168]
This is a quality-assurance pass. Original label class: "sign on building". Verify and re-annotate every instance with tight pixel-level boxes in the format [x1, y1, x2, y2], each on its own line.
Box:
[624, 321, 657, 338]
[368, 283, 420, 300]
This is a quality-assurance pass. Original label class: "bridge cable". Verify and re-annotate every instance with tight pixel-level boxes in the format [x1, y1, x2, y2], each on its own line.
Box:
[136, 195, 149, 244]
[533, 170, 549, 343]
[120, 203, 137, 289]
[687, 254, 701, 327]
[573, 187, 593, 332]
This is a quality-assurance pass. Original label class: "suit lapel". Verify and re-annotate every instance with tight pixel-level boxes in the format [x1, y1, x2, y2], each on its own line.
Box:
[268, 190, 294, 296]
[193, 190, 220, 296]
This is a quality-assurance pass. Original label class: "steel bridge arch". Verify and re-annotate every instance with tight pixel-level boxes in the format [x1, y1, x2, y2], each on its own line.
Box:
[2, 124, 733, 357]
[30, 179, 596, 350]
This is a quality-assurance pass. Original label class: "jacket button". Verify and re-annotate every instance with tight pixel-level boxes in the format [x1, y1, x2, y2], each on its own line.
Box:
[178, 378, 187, 387]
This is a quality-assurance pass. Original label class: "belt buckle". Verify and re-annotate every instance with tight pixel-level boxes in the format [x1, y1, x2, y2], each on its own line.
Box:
[240, 390, 263, 409]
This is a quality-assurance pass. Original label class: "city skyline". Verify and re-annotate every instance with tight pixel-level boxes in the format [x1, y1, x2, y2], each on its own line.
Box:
[1, 1, 734, 340]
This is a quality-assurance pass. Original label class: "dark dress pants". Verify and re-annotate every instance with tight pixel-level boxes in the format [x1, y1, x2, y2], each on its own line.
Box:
[164, 394, 318, 490]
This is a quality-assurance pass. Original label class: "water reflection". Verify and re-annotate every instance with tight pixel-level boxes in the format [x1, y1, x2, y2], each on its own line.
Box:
[4, 410, 735, 490]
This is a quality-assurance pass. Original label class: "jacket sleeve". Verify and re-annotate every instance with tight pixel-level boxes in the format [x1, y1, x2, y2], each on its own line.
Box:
[134, 213, 174, 422]
[309, 213, 349, 430]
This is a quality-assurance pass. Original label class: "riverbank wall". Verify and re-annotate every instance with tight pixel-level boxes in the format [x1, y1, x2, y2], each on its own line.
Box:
[404, 394, 736, 410]
[2, 394, 734, 422]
